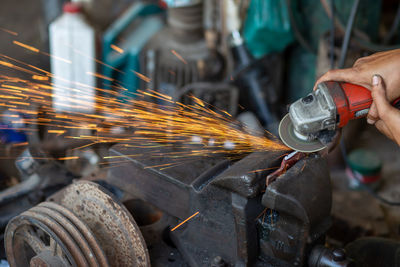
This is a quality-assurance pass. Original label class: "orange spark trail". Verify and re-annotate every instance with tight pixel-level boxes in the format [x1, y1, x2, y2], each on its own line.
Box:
[171, 50, 187, 64]
[11, 142, 28, 147]
[48, 130, 66, 134]
[13, 41, 39, 53]
[132, 71, 151, 83]
[86, 72, 114, 81]
[41, 51, 72, 64]
[0, 27, 18, 36]
[32, 75, 49, 81]
[110, 44, 124, 54]
[171, 212, 200, 231]
[58, 156, 79, 160]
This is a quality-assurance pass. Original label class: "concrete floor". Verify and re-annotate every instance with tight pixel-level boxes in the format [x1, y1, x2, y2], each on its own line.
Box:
[329, 123, 400, 245]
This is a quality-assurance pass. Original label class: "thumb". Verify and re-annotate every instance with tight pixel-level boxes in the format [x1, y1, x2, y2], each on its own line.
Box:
[371, 75, 393, 119]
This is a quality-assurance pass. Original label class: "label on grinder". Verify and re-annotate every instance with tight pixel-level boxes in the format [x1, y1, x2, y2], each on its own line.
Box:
[354, 108, 370, 118]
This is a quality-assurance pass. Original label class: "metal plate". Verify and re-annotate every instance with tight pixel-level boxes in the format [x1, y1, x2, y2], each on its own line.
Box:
[278, 114, 326, 153]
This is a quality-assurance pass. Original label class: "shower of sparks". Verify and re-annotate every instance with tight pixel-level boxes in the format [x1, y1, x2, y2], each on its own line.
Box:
[171, 211, 199, 231]
[0, 36, 289, 168]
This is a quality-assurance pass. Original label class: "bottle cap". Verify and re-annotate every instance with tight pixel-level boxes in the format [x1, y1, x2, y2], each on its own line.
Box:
[63, 2, 82, 13]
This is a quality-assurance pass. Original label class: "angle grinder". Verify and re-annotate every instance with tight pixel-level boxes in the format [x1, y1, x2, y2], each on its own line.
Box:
[279, 81, 400, 153]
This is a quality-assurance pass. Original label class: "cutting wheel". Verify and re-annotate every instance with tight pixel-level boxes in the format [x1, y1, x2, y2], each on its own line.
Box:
[278, 114, 326, 153]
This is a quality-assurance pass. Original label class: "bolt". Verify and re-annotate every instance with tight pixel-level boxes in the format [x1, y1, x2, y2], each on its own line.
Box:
[211, 256, 226, 267]
[332, 248, 346, 262]
[30, 256, 50, 267]
[302, 94, 314, 104]
[30, 251, 65, 267]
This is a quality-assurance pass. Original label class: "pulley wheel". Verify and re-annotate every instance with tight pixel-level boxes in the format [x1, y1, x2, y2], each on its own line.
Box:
[5, 201, 108, 267]
[57, 181, 150, 267]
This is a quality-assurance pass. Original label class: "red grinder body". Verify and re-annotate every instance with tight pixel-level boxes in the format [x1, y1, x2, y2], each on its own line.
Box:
[324, 81, 400, 128]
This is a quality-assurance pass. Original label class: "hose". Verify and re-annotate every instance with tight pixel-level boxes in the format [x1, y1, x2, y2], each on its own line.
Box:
[320, 0, 370, 42]
[330, 0, 335, 69]
[321, 0, 400, 52]
[338, 0, 360, 68]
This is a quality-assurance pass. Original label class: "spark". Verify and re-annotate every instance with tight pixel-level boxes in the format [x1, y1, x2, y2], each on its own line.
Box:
[41, 51, 72, 64]
[11, 142, 28, 147]
[171, 212, 200, 231]
[0, 27, 18, 36]
[32, 75, 49, 81]
[86, 72, 114, 81]
[48, 130, 66, 134]
[171, 50, 187, 64]
[110, 44, 124, 54]
[132, 71, 151, 83]
[13, 41, 39, 53]
[70, 46, 124, 74]
[58, 156, 79, 160]
[0, 60, 14, 68]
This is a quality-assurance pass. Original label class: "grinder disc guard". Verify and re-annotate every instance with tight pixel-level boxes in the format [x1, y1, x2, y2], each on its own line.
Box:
[278, 114, 327, 153]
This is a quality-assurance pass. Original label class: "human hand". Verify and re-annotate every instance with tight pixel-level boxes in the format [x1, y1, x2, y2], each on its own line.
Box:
[368, 75, 400, 146]
[314, 49, 400, 102]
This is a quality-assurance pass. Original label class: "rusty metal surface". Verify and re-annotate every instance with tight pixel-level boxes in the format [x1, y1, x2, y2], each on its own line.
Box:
[39, 202, 108, 267]
[5, 201, 109, 267]
[6, 209, 78, 266]
[261, 156, 332, 266]
[58, 181, 150, 267]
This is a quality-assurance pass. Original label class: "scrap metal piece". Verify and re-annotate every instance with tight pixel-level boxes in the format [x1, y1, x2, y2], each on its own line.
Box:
[5, 201, 108, 267]
[279, 114, 327, 153]
[57, 181, 150, 267]
[266, 151, 307, 185]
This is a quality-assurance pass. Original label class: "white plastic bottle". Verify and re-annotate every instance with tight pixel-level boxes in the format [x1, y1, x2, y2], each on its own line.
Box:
[49, 2, 96, 113]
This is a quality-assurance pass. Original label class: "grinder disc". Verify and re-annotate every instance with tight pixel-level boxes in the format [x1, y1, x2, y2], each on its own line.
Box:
[278, 114, 326, 153]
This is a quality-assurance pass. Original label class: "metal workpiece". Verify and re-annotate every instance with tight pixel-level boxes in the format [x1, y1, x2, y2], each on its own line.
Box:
[261, 156, 332, 266]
